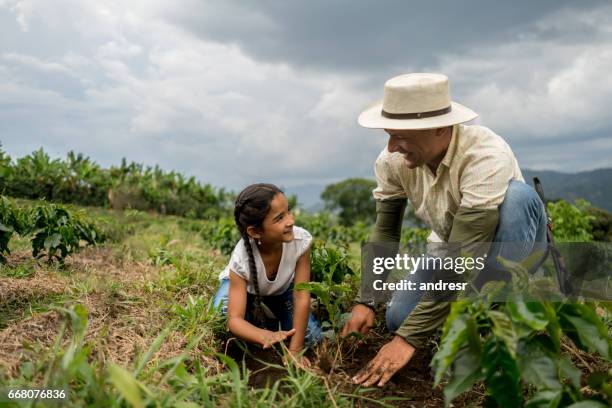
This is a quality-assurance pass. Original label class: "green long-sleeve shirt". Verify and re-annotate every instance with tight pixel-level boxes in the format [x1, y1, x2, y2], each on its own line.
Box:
[361, 199, 499, 349]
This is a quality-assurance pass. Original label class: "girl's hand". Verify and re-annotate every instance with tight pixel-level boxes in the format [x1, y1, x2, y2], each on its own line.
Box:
[260, 328, 296, 349]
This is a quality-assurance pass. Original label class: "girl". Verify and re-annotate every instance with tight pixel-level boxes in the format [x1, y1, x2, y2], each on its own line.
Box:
[213, 183, 322, 363]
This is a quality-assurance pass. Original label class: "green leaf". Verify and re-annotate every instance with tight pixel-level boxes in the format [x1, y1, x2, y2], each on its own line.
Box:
[559, 304, 610, 359]
[586, 371, 612, 399]
[482, 338, 522, 408]
[519, 342, 562, 390]
[543, 302, 562, 353]
[508, 300, 549, 331]
[488, 310, 518, 357]
[565, 401, 608, 408]
[108, 364, 145, 408]
[432, 313, 469, 386]
[525, 390, 563, 408]
[559, 357, 581, 387]
[134, 325, 172, 376]
[20, 361, 34, 380]
[44, 233, 62, 251]
[443, 346, 484, 407]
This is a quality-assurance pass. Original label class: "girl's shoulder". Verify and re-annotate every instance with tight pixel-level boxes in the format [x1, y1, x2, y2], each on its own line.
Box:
[290, 225, 313, 258]
[292, 225, 312, 241]
[230, 237, 250, 260]
[219, 237, 250, 281]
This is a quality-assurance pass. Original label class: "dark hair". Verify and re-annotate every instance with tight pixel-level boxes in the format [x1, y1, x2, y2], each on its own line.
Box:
[234, 183, 283, 326]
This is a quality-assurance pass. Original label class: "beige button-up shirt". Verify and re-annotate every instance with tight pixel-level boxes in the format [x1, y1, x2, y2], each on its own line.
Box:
[372, 124, 523, 243]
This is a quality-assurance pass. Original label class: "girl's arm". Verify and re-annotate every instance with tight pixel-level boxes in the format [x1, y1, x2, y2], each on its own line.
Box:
[227, 270, 295, 347]
[289, 247, 312, 353]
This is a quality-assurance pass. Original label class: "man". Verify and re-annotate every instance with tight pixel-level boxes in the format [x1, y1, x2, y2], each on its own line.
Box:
[341, 73, 548, 387]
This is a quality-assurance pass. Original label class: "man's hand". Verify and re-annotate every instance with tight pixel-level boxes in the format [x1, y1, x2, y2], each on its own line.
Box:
[260, 328, 296, 349]
[352, 336, 415, 387]
[341, 304, 376, 337]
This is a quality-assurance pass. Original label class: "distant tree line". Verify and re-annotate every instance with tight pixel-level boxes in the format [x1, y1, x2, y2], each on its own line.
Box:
[0, 144, 231, 219]
[321, 178, 611, 242]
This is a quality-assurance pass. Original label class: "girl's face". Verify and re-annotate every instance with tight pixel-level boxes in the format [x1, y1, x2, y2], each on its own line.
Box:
[251, 193, 295, 244]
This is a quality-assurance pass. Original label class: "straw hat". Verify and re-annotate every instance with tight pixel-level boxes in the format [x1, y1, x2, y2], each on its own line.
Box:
[358, 73, 478, 130]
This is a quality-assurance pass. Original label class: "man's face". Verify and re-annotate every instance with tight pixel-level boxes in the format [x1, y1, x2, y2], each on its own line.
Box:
[384, 128, 444, 169]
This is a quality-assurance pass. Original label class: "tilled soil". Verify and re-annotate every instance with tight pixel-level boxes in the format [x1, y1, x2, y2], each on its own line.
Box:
[224, 333, 484, 407]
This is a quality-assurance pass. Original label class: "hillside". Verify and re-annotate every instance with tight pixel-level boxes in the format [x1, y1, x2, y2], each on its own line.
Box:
[522, 168, 612, 211]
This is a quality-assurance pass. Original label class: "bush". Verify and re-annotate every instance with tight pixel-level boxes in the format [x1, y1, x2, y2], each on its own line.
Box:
[0, 147, 230, 220]
[29, 203, 104, 264]
[202, 216, 240, 256]
[547, 199, 595, 242]
[296, 212, 370, 247]
[0, 196, 28, 262]
[587, 206, 612, 242]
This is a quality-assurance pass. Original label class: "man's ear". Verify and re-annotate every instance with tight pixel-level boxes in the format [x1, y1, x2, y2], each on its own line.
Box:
[246, 225, 261, 240]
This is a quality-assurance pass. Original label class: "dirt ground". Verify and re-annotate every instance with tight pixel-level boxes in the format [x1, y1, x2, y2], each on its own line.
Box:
[224, 332, 484, 407]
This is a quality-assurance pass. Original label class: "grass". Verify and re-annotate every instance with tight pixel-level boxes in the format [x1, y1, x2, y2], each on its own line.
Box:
[0, 201, 401, 407]
[1, 199, 609, 407]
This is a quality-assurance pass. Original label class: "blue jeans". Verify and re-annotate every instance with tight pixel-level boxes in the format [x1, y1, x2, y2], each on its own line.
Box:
[213, 279, 323, 347]
[386, 179, 548, 332]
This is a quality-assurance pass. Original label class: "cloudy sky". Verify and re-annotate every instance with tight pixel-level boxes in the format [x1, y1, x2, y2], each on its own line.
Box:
[1, 0, 611, 194]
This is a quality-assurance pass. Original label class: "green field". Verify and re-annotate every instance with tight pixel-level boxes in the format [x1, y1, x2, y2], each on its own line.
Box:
[0, 199, 610, 407]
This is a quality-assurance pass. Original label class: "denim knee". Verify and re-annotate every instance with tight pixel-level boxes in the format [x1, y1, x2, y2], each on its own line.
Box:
[386, 300, 410, 333]
[495, 180, 547, 243]
[500, 180, 545, 225]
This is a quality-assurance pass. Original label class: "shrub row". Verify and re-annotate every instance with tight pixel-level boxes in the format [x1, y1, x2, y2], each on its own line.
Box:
[0, 146, 231, 219]
[0, 196, 104, 264]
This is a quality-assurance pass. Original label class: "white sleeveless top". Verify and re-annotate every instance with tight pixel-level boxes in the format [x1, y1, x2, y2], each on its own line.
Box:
[218, 226, 313, 296]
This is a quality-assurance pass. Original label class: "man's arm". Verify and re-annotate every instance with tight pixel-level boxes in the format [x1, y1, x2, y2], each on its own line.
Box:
[354, 198, 406, 305]
[394, 206, 499, 348]
[343, 198, 407, 337]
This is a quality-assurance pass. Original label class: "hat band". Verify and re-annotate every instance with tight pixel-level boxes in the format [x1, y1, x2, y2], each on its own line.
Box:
[381, 105, 451, 120]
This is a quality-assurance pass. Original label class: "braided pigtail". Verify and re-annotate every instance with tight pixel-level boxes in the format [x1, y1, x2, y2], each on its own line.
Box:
[233, 183, 283, 328]
[241, 231, 266, 326]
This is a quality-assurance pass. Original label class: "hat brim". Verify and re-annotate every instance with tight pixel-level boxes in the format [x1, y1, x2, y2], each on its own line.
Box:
[358, 100, 478, 130]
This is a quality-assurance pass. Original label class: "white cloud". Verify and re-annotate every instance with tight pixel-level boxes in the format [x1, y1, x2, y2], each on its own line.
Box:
[0, 0, 381, 188]
[1, 52, 75, 75]
[437, 4, 612, 143]
[0, 0, 610, 193]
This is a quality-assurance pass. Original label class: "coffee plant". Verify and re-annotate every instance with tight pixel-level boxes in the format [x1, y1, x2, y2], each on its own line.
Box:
[433, 282, 611, 407]
[0, 146, 230, 219]
[29, 203, 104, 264]
[0, 196, 28, 262]
[297, 241, 356, 333]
